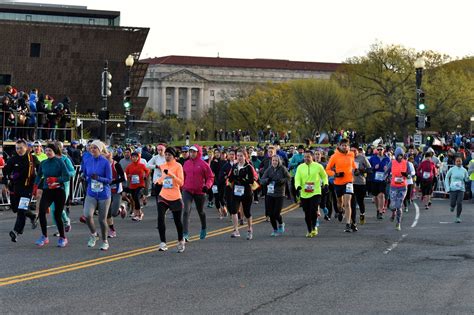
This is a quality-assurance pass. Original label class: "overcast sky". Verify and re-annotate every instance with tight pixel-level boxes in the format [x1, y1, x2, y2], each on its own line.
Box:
[23, 0, 474, 62]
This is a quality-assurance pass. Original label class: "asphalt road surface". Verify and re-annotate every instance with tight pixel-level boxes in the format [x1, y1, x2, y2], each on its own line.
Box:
[1, 196, 473, 314]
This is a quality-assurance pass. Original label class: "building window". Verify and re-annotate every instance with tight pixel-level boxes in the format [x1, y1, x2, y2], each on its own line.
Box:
[89, 19, 95, 25]
[0, 74, 12, 85]
[30, 43, 41, 58]
[26, 15, 32, 21]
[166, 109, 171, 117]
[210, 90, 215, 97]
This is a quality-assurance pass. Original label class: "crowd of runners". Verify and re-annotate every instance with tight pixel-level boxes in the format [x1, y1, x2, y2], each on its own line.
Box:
[3, 137, 474, 253]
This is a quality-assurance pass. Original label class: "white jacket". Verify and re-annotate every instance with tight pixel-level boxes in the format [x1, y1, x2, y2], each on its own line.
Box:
[146, 154, 166, 183]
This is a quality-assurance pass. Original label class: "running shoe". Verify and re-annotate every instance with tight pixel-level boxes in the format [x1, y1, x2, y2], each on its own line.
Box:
[183, 233, 190, 242]
[65, 219, 72, 233]
[377, 212, 383, 220]
[177, 241, 185, 253]
[120, 205, 127, 219]
[455, 217, 462, 223]
[108, 230, 117, 238]
[53, 232, 60, 237]
[395, 223, 401, 231]
[450, 207, 455, 213]
[305, 232, 313, 238]
[246, 230, 253, 240]
[425, 205, 429, 210]
[271, 230, 278, 237]
[80, 215, 87, 224]
[311, 228, 318, 237]
[200, 229, 207, 240]
[158, 242, 168, 251]
[428, 201, 432, 207]
[57, 237, 68, 248]
[239, 219, 244, 226]
[9, 230, 17, 242]
[404, 207, 409, 213]
[344, 224, 351, 233]
[359, 214, 365, 225]
[88, 234, 98, 248]
[230, 230, 240, 238]
[100, 241, 109, 251]
[207, 201, 213, 208]
[277, 223, 285, 234]
[253, 200, 259, 204]
[324, 215, 330, 221]
[35, 235, 49, 247]
[323, 207, 329, 215]
[351, 223, 358, 232]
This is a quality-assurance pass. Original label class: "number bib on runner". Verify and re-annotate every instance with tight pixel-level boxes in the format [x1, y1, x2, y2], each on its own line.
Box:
[163, 177, 173, 189]
[345, 183, 354, 194]
[375, 172, 385, 181]
[234, 185, 245, 196]
[91, 179, 104, 193]
[212, 185, 218, 194]
[131, 175, 140, 184]
[394, 177, 404, 184]
[110, 184, 117, 193]
[452, 181, 463, 190]
[18, 197, 30, 210]
[423, 171, 431, 180]
[304, 182, 315, 193]
[267, 182, 275, 194]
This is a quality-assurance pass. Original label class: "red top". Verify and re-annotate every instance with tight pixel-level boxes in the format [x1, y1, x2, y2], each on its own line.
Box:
[125, 161, 150, 189]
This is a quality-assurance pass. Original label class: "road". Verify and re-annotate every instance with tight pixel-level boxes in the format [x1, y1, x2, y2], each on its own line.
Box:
[0, 197, 473, 314]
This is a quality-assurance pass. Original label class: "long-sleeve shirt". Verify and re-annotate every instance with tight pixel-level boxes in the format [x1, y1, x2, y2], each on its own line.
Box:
[35, 157, 70, 190]
[445, 166, 469, 192]
[125, 161, 150, 190]
[82, 155, 112, 200]
[326, 149, 356, 185]
[295, 162, 328, 198]
[156, 160, 184, 201]
[146, 154, 166, 183]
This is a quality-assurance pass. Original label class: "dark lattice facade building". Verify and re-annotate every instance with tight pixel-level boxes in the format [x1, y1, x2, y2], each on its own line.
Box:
[0, 2, 149, 118]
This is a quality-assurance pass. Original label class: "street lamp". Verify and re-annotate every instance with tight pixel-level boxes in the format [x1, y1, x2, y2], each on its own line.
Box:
[470, 116, 474, 135]
[124, 55, 134, 140]
[415, 57, 426, 130]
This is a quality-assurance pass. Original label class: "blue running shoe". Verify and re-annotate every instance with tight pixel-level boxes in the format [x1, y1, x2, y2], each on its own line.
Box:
[200, 229, 207, 240]
[323, 207, 329, 215]
[57, 237, 68, 248]
[183, 233, 190, 242]
[277, 223, 285, 234]
[35, 235, 49, 247]
[271, 230, 278, 237]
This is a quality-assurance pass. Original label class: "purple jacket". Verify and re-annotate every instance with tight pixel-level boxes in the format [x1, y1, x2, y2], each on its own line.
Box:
[182, 144, 215, 195]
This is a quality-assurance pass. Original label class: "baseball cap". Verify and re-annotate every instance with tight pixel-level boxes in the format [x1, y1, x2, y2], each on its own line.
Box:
[189, 145, 198, 151]
[182, 146, 189, 152]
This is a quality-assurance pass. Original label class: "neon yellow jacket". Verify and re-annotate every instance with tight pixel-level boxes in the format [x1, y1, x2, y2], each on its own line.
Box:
[295, 161, 328, 198]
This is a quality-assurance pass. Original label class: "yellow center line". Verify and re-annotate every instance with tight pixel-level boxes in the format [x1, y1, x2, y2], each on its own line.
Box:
[0, 203, 299, 287]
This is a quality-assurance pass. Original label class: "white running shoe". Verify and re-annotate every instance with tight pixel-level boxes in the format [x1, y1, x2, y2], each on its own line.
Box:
[100, 241, 109, 251]
[158, 242, 168, 251]
[177, 241, 185, 253]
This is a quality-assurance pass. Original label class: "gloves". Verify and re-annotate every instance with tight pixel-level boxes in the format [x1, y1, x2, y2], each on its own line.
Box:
[335, 172, 345, 178]
[354, 170, 360, 176]
[401, 172, 408, 177]
[163, 169, 168, 175]
[322, 184, 329, 194]
[296, 186, 302, 191]
[46, 177, 60, 189]
[202, 186, 208, 193]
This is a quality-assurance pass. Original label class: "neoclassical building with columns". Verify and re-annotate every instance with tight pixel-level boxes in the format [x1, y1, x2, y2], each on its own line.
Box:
[139, 55, 341, 119]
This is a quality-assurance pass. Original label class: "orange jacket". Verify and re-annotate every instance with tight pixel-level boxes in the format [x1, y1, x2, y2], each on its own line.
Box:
[156, 159, 184, 201]
[326, 149, 356, 185]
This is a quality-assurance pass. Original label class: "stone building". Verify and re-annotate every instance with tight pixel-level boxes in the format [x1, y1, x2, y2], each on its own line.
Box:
[140, 56, 341, 119]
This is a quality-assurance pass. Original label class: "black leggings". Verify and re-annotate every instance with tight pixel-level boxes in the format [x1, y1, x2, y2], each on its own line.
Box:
[39, 189, 66, 238]
[301, 195, 320, 233]
[231, 192, 253, 218]
[266, 195, 284, 230]
[214, 184, 226, 209]
[403, 184, 413, 208]
[11, 190, 35, 234]
[157, 203, 183, 243]
[130, 187, 143, 210]
[327, 183, 339, 217]
[351, 184, 366, 217]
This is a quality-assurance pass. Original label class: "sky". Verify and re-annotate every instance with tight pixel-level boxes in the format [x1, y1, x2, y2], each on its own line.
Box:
[19, 0, 474, 63]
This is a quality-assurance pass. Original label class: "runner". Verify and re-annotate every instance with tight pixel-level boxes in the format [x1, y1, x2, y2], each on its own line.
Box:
[417, 152, 437, 210]
[326, 139, 358, 233]
[369, 145, 391, 219]
[81, 140, 112, 250]
[259, 146, 276, 220]
[125, 151, 150, 221]
[182, 145, 214, 241]
[219, 150, 236, 222]
[5, 139, 39, 242]
[155, 147, 186, 253]
[261, 155, 291, 236]
[386, 147, 409, 231]
[228, 149, 256, 239]
[444, 156, 469, 223]
[146, 144, 166, 199]
[119, 148, 133, 215]
[295, 150, 328, 237]
[105, 150, 126, 238]
[289, 145, 305, 203]
[403, 155, 416, 213]
[352, 147, 371, 225]
[210, 148, 227, 218]
[34, 143, 70, 247]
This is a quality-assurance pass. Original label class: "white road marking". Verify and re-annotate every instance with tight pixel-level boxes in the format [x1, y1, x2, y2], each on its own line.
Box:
[383, 234, 408, 254]
[439, 222, 453, 224]
[411, 202, 420, 228]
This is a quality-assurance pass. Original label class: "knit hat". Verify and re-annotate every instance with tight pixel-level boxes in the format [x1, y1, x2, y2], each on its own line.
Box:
[394, 147, 405, 157]
[165, 146, 177, 157]
[91, 140, 105, 153]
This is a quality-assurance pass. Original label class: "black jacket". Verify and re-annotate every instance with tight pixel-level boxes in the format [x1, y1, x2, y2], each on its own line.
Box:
[2, 153, 39, 192]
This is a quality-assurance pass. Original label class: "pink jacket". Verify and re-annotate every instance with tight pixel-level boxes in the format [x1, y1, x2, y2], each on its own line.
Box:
[182, 144, 215, 195]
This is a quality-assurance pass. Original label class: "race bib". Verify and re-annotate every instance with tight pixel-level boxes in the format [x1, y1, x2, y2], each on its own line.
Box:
[212, 185, 218, 194]
[18, 197, 30, 210]
[452, 181, 463, 190]
[267, 182, 275, 194]
[110, 184, 117, 193]
[345, 183, 354, 194]
[131, 175, 140, 184]
[91, 179, 104, 193]
[234, 185, 245, 196]
[394, 177, 404, 184]
[163, 177, 173, 189]
[304, 182, 315, 193]
[423, 171, 431, 180]
[375, 172, 385, 181]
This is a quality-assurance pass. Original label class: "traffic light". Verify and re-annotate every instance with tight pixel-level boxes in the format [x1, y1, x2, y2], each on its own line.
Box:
[417, 90, 426, 110]
[416, 115, 426, 129]
[101, 71, 112, 97]
[123, 87, 131, 110]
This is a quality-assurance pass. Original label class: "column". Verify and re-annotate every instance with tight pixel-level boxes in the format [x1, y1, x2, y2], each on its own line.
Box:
[198, 88, 204, 113]
[186, 88, 192, 120]
[173, 87, 179, 116]
[160, 86, 166, 115]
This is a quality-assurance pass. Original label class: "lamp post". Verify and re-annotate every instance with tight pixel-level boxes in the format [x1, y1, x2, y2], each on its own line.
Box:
[124, 55, 134, 141]
[414, 57, 426, 130]
[470, 116, 474, 135]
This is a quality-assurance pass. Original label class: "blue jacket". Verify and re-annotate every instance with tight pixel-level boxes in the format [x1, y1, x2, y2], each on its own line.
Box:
[82, 155, 112, 200]
[35, 157, 70, 190]
[445, 166, 469, 192]
[369, 155, 391, 182]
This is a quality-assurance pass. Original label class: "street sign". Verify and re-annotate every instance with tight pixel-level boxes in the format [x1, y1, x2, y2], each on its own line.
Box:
[414, 134, 422, 146]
